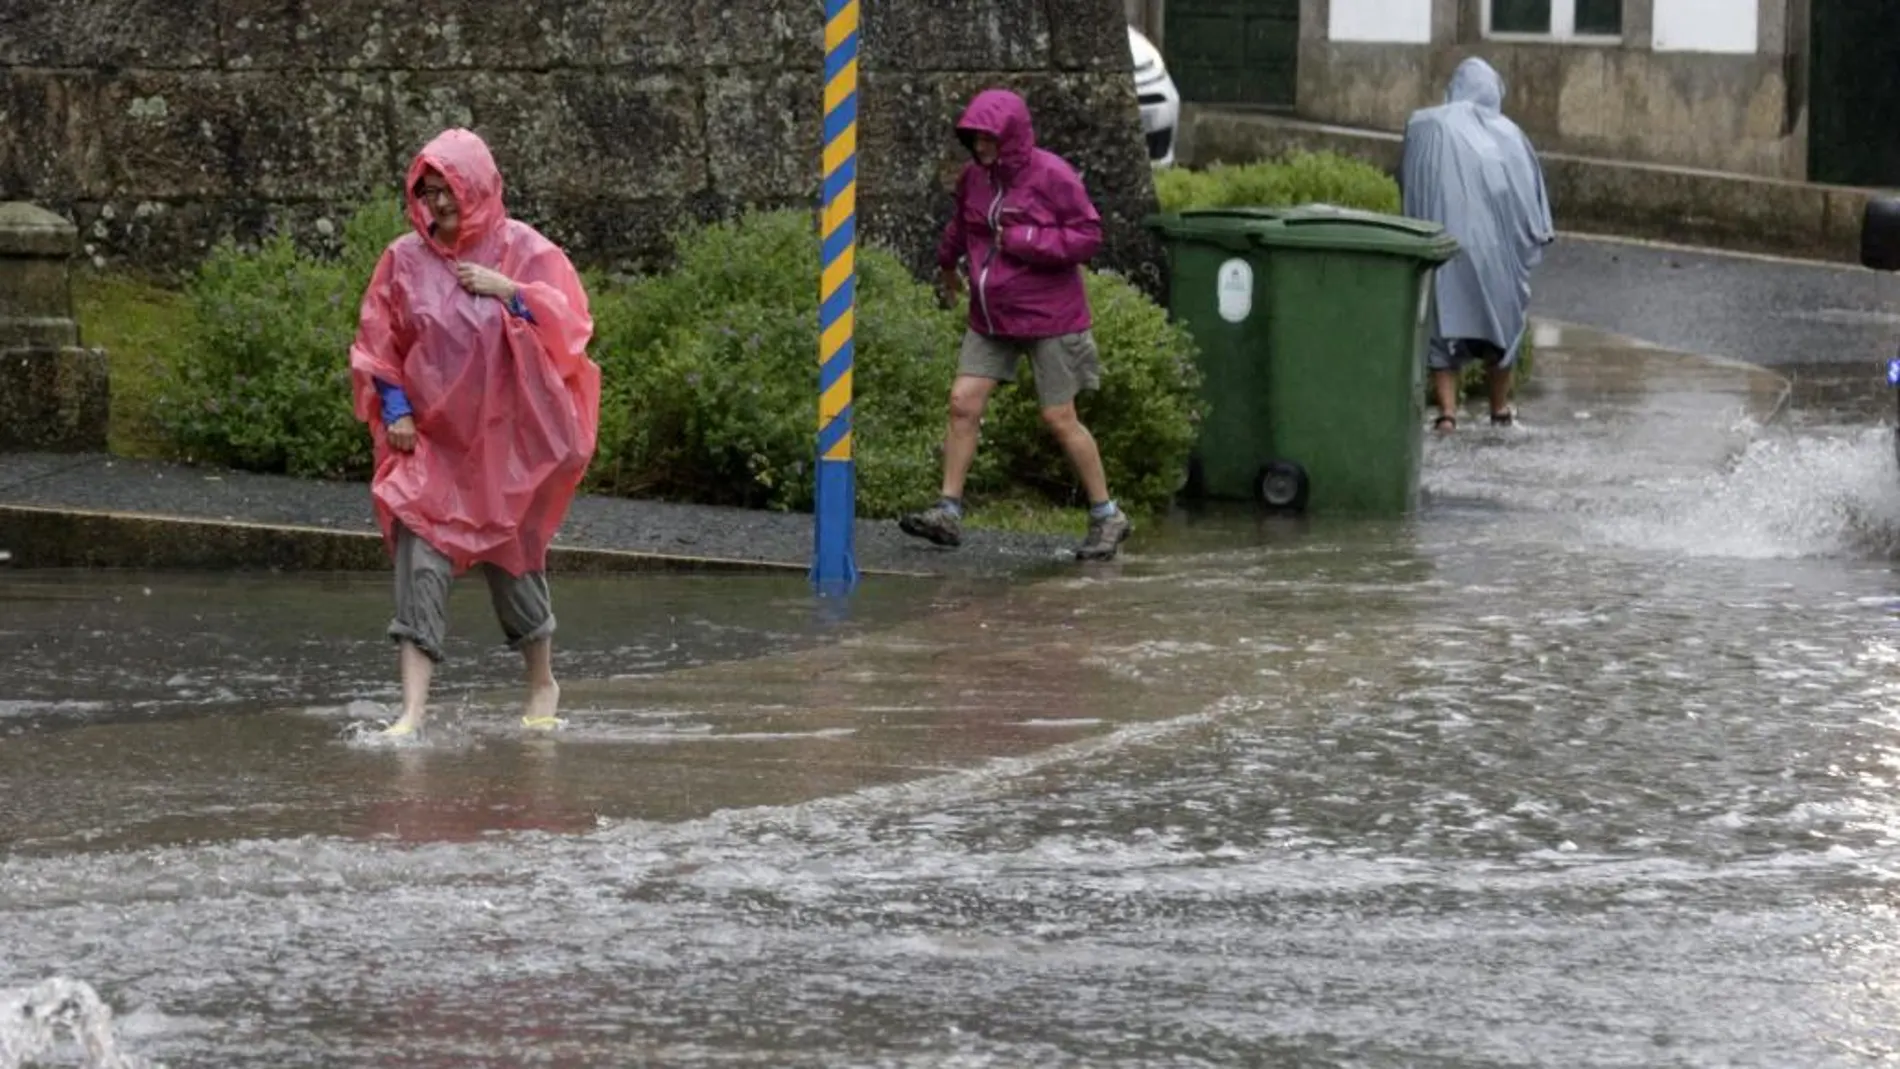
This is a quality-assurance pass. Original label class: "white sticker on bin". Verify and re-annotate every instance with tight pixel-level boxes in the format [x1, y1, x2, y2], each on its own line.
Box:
[1217, 258, 1253, 323]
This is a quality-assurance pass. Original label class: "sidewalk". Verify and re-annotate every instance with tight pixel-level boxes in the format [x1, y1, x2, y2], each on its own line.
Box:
[0, 452, 1076, 578]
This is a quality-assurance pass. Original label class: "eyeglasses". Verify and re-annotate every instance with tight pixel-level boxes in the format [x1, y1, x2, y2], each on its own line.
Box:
[415, 184, 455, 204]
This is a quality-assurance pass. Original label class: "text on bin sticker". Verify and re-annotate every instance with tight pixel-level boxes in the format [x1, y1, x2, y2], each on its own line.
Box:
[1217, 258, 1253, 323]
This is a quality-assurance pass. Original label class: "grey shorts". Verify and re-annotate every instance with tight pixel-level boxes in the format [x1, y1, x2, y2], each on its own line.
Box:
[958, 330, 1102, 408]
[388, 525, 555, 662]
[1428, 336, 1512, 372]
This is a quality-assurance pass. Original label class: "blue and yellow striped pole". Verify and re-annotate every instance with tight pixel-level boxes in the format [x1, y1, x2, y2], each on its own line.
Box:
[812, 0, 860, 595]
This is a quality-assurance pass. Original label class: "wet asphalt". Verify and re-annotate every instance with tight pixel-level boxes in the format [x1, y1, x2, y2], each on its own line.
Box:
[1539, 235, 1900, 418]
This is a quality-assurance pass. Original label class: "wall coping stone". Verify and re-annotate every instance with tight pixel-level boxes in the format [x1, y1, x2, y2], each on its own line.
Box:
[1181, 107, 1891, 265]
[0, 203, 79, 260]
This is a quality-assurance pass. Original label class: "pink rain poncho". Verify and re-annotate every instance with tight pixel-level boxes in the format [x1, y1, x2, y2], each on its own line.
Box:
[348, 129, 601, 577]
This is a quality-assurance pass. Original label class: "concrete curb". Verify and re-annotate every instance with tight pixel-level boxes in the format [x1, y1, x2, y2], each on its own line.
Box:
[1180, 108, 1885, 267]
[0, 503, 935, 578]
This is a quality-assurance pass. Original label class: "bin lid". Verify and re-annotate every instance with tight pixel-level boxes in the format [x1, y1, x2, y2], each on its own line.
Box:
[1144, 208, 1300, 252]
[1247, 204, 1460, 263]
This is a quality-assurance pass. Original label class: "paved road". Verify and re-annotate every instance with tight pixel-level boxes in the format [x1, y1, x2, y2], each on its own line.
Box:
[1536, 235, 1900, 417]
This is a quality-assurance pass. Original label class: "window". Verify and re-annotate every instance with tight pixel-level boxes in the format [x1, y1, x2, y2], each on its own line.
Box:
[1487, 0, 1622, 39]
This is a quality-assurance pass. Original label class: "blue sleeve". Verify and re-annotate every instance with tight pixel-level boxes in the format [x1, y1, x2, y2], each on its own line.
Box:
[373, 378, 412, 424]
[507, 292, 536, 323]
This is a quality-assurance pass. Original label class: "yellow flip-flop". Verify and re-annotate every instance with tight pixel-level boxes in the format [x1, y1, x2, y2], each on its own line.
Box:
[520, 715, 564, 731]
[380, 721, 419, 738]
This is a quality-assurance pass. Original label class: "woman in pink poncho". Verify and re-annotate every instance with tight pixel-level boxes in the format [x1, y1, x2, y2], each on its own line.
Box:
[348, 128, 601, 738]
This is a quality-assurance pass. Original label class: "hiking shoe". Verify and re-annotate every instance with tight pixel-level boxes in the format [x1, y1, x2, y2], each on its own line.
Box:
[899, 504, 963, 548]
[1075, 511, 1132, 561]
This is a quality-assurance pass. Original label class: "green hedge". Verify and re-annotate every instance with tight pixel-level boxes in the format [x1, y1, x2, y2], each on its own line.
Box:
[143, 204, 1206, 520]
[155, 198, 408, 479]
[1154, 150, 1400, 214]
[586, 209, 959, 518]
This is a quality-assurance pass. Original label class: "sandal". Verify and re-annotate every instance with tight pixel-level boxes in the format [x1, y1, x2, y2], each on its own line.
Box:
[1432, 414, 1457, 433]
[1489, 409, 1516, 427]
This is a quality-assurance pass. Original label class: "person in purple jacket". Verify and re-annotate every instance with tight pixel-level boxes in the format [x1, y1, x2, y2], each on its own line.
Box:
[899, 88, 1132, 562]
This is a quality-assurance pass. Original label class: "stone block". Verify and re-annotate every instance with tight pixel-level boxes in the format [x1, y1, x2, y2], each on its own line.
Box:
[0, 258, 77, 325]
[1823, 188, 1875, 258]
[703, 0, 821, 70]
[219, 0, 392, 70]
[1048, 0, 1128, 71]
[1555, 47, 1613, 141]
[0, 72, 109, 202]
[0, 0, 218, 68]
[858, 190, 948, 280]
[863, 72, 1158, 284]
[224, 0, 643, 71]
[1300, 42, 1432, 133]
[67, 199, 241, 274]
[0, 347, 109, 452]
[1497, 44, 1565, 137]
[707, 72, 822, 203]
[381, 0, 573, 70]
[0, 203, 80, 349]
[861, 0, 1049, 72]
[60, 198, 377, 275]
[96, 71, 393, 199]
[391, 72, 706, 202]
[859, 73, 984, 201]
[0, 203, 78, 260]
[508, 194, 729, 275]
[551, 0, 701, 67]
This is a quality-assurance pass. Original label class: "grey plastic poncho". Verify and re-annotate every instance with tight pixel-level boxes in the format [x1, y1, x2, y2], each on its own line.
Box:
[1400, 58, 1555, 366]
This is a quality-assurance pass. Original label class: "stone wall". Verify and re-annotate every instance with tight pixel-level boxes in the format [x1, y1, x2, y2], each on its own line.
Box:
[1182, 108, 1875, 264]
[1294, 40, 1798, 180]
[0, 0, 1159, 282]
[1293, 0, 1804, 180]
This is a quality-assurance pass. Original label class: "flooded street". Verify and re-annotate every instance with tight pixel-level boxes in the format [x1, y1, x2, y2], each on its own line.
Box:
[13, 329, 1900, 1066]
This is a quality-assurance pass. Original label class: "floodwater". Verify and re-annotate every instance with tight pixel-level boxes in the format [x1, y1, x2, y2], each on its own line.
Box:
[11, 328, 1900, 1067]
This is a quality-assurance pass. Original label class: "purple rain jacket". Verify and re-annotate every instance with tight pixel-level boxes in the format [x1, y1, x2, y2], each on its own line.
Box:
[936, 89, 1102, 340]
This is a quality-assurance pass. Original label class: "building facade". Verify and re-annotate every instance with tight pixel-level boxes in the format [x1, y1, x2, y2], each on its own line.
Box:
[1133, 0, 1900, 187]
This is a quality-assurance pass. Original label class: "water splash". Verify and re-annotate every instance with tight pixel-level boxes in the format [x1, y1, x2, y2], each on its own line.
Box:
[1595, 427, 1900, 560]
[0, 978, 154, 1069]
[1429, 411, 1900, 561]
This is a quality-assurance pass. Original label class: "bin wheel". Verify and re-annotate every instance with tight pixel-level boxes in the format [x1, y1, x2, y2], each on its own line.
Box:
[1184, 454, 1207, 500]
[1256, 460, 1309, 513]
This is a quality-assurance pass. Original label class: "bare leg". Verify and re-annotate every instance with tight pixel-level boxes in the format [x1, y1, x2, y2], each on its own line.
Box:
[940, 375, 998, 500]
[1431, 369, 1461, 429]
[521, 637, 560, 726]
[1041, 402, 1111, 504]
[1487, 363, 1514, 418]
[386, 640, 434, 735]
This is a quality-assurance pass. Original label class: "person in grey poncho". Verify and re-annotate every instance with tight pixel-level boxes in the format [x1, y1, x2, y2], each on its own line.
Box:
[1400, 57, 1555, 431]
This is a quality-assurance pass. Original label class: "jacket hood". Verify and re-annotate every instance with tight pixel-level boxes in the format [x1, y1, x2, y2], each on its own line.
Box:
[405, 128, 506, 254]
[1447, 57, 1504, 111]
[955, 89, 1036, 176]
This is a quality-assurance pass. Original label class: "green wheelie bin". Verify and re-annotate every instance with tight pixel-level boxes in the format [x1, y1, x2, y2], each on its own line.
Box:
[1146, 205, 1459, 516]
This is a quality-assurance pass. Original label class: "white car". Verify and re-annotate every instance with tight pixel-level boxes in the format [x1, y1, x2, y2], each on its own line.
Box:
[1130, 26, 1181, 168]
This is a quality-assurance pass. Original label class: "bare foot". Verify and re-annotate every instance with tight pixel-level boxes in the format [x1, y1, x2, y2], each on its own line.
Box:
[382, 710, 425, 737]
[521, 681, 562, 730]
